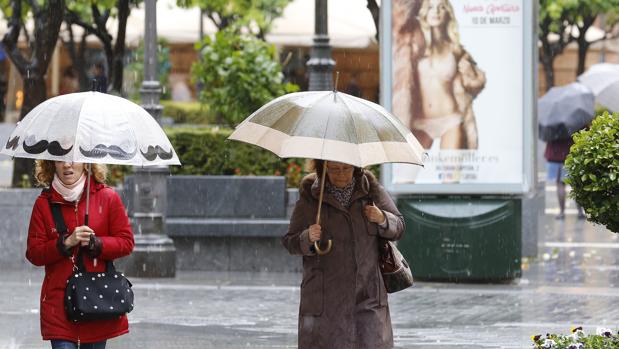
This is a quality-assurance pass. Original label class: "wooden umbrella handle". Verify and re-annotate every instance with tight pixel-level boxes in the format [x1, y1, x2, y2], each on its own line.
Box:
[314, 239, 333, 255]
[314, 160, 332, 255]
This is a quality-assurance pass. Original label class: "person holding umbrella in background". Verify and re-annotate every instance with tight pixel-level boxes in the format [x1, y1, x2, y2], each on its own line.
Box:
[26, 160, 134, 348]
[544, 139, 585, 220]
[538, 82, 593, 220]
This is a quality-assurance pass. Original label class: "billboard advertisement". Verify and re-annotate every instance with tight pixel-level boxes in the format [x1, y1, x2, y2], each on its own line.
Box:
[381, 0, 536, 194]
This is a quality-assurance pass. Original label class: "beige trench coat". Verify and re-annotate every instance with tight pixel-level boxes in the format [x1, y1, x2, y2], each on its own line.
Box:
[283, 171, 405, 349]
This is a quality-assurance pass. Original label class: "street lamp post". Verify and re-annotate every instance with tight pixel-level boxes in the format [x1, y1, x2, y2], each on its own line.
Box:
[122, 0, 176, 277]
[307, 0, 335, 91]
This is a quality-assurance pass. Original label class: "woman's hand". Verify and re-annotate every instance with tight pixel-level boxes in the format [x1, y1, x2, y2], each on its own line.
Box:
[364, 204, 386, 224]
[308, 224, 322, 243]
[64, 226, 94, 248]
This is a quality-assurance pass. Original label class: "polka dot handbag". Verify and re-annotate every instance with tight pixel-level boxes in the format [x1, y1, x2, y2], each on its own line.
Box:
[64, 253, 134, 322]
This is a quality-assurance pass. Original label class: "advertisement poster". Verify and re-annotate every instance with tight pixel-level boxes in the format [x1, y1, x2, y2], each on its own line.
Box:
[388, 0, 528, 188]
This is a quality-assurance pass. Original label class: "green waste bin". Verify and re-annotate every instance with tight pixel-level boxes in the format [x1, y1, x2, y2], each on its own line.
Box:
[397, 197, 521, 282]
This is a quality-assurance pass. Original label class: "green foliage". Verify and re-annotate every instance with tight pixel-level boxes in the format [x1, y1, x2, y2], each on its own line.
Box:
[124, 38, 172, 100]
[564, 112, 619, 233]
[532, 327, 619, 348]
[539, 0, 619, 31]
[177, 0, 291, 36]
[165, 127, 307, 187]
[161, 100, 218, 125]
[191, 28, 298, 127]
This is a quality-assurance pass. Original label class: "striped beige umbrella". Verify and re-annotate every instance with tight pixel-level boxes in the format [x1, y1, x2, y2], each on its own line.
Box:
[228, 91, 424, 168]
[228, 90, 425, 254]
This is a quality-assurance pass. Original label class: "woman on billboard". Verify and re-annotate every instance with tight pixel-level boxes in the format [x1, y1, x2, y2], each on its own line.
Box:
[394, 0, 486, 150]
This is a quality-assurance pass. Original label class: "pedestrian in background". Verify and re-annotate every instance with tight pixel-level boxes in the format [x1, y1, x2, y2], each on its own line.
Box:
[26, 161, 134, 348]
[59, 67, 79, 95]
[283, 160, 405, 348]
[545, 138, 585, 220]
[91, 63, 108, 93]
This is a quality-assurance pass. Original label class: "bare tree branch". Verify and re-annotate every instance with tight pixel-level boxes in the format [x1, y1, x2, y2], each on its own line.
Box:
[367, 0, 379, 42]
[2, 0, 28, 75]
[26, 0, 41, 16]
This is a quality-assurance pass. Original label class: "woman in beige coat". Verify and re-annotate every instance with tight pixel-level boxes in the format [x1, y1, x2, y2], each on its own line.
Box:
[283, 160, 405, 349]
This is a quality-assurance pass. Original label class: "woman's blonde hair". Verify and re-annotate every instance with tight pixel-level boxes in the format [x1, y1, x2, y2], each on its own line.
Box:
[418, 0, 460, 54]
[34, 160, 107, 187]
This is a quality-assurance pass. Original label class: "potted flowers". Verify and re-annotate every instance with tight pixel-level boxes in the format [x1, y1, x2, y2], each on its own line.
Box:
[531, 327, 619, 348]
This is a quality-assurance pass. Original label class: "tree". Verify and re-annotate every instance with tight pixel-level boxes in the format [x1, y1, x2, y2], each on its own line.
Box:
[567, 0, 619, 76]
[178, 0, 291, 39]
[538, 0, 574, 91]
[192, 28, 298, 127]
[538, 0, 619, 90]
[0, 0, 65, 186]
[62, 0, 139, 93]
[367, 0, 379, 42]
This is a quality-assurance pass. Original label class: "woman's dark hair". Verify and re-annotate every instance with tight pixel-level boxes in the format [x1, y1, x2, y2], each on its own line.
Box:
[309, 159, 363, 179]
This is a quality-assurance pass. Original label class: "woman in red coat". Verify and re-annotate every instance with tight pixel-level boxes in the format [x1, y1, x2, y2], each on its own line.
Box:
[26, 160, 134, 349]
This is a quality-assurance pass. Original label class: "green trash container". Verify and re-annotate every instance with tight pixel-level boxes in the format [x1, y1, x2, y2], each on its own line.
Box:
[397, 197, 521, 282]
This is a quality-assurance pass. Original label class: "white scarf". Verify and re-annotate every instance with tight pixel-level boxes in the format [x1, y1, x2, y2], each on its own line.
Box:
[52, 173, 87, 202]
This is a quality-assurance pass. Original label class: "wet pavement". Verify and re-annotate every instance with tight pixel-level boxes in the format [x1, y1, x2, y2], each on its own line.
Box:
[1, 185, 618, 348]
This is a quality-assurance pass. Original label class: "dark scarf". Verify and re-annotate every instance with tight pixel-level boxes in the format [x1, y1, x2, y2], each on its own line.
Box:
[325, 177, 357, 208]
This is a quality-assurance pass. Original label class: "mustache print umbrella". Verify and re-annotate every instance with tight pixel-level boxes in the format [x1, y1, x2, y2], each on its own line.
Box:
[1, 91, 181, 224]
[2, 91, 180, 166]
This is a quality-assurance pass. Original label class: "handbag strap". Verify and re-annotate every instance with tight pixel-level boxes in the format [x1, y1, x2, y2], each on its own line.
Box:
[74, 252, 116, 273]
[48, 199, 69, 235]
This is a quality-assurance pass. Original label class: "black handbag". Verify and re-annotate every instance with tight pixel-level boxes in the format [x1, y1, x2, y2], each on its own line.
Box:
[49, 202, 134, 322]
[379, 239, 414, 293]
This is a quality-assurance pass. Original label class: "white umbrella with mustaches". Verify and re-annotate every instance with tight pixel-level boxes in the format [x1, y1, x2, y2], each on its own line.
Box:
[1, 92, 180, 166]
[1, 91, 181, 224]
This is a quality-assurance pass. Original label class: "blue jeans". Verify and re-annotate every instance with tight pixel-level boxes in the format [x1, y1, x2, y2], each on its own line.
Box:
[51, 340, 106, 349]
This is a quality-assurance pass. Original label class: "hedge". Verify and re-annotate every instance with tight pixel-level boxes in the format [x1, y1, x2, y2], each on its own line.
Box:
[165, 127, 307, 187]
[108, 126, 379, 189]
[160, 100, 218, 125]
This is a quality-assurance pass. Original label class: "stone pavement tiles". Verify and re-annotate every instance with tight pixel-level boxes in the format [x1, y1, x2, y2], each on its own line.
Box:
[1, 214, 618, 348]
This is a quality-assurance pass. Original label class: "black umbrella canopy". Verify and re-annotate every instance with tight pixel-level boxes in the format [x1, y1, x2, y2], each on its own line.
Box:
[538, 82, 595, 142]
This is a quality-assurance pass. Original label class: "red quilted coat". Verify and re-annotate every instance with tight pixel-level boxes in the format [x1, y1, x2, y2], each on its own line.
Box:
[26, 177, 134, 343]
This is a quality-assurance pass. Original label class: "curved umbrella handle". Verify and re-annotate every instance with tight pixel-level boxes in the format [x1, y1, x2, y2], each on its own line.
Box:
[314, 239, 333, 255]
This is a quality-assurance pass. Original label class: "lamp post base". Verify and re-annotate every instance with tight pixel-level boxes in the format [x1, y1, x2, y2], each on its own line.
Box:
[116, 234, 176, 278]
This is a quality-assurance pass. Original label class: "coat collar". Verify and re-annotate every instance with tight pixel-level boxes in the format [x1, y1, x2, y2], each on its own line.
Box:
[300, 170, 376, 211]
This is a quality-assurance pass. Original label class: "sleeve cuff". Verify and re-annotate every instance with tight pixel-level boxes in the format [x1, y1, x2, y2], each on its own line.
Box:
[378, 212, 388, 229]
[85, 236, 103, 258]
[56, 234, 72, 257]
[378, 211, 399, 240]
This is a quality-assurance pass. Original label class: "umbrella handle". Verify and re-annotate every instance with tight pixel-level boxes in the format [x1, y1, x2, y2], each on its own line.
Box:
[314, 161, 333, 255]
[314, 239, 333, 255]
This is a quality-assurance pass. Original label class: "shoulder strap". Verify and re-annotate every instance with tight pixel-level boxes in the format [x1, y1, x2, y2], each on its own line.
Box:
[48, 199, 68, 235]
